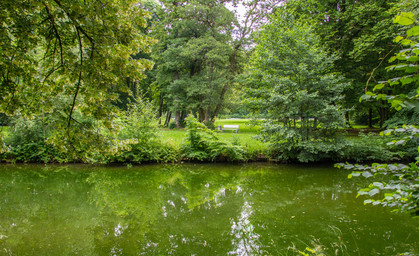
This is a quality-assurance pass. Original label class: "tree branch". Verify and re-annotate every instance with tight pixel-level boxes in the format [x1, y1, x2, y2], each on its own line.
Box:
[52, 0, 95, 59]
[43, 2, 64, 65]
[365, 43, 399, 92]
[68, 27, 83, 129]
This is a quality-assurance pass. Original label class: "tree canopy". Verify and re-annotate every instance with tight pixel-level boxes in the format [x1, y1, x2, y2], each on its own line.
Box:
[0, 0, 155, 128]
[246, 9, 348, 162]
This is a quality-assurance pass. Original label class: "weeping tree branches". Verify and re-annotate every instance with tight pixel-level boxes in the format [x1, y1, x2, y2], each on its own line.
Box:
[0, 0, 155, 127]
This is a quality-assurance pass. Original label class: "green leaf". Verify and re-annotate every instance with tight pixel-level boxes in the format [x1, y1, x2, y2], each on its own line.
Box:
[401, 39, 413, 46]
[407, 26, 419, 37]
[364, 199, 373, 204]
[406, 56, 419, 62]
[394, 36, 404, 43]
[368, 188, 380, 196]
[362, 171, 373, 178]
[390, 100, 403, 110]
[394, 140, 406, 145]
[393, 12, 414, 25]
[373, 83, 385, 91]
[388, 56, 397, 63]
[400, 77, 414, 85]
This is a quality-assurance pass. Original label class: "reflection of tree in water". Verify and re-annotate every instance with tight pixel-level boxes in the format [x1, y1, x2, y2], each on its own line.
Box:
[228, 201, 262, 256]
[86, 164, 250, 255]
[0, 164, 417, 255]
[0, 165, 97, 255]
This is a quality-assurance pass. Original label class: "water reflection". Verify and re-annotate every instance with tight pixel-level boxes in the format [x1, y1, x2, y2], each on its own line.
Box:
[229, 201, 261, 256]
[0, 163, 417, 255]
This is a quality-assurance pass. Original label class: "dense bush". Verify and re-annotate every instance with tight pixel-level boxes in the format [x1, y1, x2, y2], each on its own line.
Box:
[0, 98, 180, 164]
[384, 108, 419, 128]
[341, 133, 398, 163]
[3, 116, 58, 163]
[107, 98, 180, 164]
[264, 132, 350, 163]
[181, 115, 246, 162]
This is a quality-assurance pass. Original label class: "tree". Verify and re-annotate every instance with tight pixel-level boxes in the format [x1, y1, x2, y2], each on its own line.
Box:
[151, 0, 283, 127]
[246, 9, 348, 162]
[0, 0, 155, 152]
[337, 12, 418, 215]
[282, 0, 411, 128]
[151, 0, 236, 127]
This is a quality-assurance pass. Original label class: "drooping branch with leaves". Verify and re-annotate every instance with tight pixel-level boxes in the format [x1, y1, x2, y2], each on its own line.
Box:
[337, 12, 419, 215]
[0, 0, 155, 157]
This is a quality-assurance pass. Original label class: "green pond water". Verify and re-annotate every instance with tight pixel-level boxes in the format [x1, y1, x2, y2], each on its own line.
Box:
[0, 163, 417, 255]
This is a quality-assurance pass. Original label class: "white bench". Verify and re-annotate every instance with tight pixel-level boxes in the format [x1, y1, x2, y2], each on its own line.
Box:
[221, 125, 239, 133]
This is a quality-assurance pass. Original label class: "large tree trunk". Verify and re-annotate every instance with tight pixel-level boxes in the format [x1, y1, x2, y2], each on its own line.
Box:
[380, 106, 389, 128]
[368, 108, 373, 128]
[204, 107, 210, 124]
[198, 108, 205, 122]
[174, 111, 181, 129]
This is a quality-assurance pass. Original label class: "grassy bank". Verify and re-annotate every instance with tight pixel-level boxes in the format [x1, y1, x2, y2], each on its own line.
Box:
[159, 118, 267, 160]
[1, 119, 416, 164]
[159, 129, 267, 156]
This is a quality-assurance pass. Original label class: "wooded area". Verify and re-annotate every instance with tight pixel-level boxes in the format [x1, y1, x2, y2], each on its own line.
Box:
[0, 0, 417, 162]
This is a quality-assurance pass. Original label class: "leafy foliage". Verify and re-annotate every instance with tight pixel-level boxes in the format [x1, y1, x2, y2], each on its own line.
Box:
[361, 12, 419, 112]
[246, 10, 348, 162]
[337, 162, 418, 215]
[3, 116, 58, 163]
[340, 12, 419, 215]
[342, 133, 401, 163]
[151, 0, 237, 125]
[0, 0, 155, 149]
[181, 115, 245, 162]
[107, 98, 179, 164]
[281, 0, 408, 128]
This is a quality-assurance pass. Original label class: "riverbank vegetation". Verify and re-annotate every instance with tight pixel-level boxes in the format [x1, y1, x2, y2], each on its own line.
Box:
[0, 0, 417, 165]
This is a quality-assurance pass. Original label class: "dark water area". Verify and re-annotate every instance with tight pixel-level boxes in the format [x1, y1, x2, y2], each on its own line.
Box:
[0, 163, 417, 255]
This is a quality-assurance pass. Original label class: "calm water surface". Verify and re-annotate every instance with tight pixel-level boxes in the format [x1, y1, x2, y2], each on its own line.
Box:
[0, 163, 417, 255]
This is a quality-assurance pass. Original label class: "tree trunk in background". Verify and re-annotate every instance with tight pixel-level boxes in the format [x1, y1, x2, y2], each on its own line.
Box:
[174, 111, 181, 128]
[180, 111, 186, 125]
[380, 106, 389, 128]
[198, 108, 205, 122]
[345, 112, 350, 127]
[164, 111, 171, 127]
[204, 107, 210, 124]
[157, 97, 164, 126]
[368, 108, 373, 128]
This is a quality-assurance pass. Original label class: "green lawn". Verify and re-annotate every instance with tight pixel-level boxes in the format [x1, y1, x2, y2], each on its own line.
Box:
[158, 119, 267, 154]
[214, 118, 261, 133]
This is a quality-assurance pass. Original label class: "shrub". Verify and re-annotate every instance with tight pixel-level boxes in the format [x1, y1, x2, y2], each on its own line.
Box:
[108, 98, 179, 164]
[168, 122, 177, 129]
[3, 116, 57, 163]
[341, 133, 397, 163]
[265, 133, 350, 163]
[181, 115, 245, 162]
